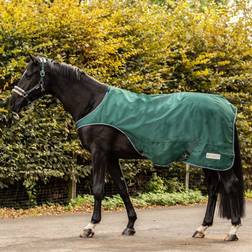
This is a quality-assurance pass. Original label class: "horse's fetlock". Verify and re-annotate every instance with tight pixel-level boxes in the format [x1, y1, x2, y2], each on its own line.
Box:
[129, 214, 137, 222]
[202, 220, 213, 227]
[91, 218, 101, 224]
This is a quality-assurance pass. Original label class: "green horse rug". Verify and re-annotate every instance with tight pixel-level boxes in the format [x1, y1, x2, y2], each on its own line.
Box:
[76, 86, 237, 171]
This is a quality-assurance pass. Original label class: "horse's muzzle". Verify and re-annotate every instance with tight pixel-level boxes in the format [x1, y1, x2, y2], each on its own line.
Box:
[9, 94, 26, 113]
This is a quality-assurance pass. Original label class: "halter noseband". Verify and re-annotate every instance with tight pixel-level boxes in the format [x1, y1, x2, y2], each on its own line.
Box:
[12, 57, 46, 103]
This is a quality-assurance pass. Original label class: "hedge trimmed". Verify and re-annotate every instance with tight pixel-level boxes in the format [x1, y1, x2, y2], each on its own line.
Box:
[0, 0, 251, 190]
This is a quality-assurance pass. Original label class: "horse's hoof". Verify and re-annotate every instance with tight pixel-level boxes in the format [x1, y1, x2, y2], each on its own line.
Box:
[192, 230, 205, 238]
[224, 234, 239, 241]
[122, 227, 136, 236]
[80, 228, 95, 238]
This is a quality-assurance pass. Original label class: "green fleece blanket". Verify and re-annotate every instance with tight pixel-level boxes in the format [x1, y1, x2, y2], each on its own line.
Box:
[76, 86, 237, 170]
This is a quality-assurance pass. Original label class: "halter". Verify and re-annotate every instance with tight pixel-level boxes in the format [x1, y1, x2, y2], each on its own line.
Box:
[12, 57, 46, 103]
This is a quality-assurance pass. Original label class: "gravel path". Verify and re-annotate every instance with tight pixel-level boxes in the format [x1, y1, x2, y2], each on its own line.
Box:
[0, 202, 251, 252]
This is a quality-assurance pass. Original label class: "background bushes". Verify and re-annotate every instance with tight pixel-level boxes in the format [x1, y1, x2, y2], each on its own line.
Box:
[0, 0, 251, 193]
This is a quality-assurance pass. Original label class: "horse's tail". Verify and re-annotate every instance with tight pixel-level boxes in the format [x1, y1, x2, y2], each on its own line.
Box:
[218, 127, 245, 219]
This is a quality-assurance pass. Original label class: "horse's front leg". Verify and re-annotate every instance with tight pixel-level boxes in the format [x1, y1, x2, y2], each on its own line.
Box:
[107, 158, 137, 236]
[80, 150, 106, 238]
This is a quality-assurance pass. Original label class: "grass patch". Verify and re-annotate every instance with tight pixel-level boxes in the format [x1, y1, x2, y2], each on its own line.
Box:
[2, 190, 252, 218]
[137, 191, 205, 206]
[0, 190, 206, 218]
[68, 190, 206, 211]
[245, 191, 252, 199]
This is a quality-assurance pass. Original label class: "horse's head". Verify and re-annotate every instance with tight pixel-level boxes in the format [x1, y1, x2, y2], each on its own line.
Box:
[9, 55, 48, 113]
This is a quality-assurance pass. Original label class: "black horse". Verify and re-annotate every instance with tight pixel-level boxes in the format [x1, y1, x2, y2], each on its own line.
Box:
[9, 56, 245, 241]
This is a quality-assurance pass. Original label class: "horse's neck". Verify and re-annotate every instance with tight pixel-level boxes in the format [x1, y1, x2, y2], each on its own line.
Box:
[50, 74, 107, 122]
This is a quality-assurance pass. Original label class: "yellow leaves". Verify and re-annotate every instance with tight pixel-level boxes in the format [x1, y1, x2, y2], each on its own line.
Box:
[193, 69, 210, 77]
[249, 105, 252, 113]
[194, 53, 217, 64]
[217, 60, 231, 67]
[0, 108, 7, 113]
[0, 0, 251, 94]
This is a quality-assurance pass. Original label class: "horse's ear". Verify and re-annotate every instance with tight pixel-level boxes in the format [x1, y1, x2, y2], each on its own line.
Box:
[28, 54, 39, 65]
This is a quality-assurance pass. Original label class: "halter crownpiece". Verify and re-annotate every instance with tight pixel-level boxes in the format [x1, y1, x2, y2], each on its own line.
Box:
[12, 57, 47, 102]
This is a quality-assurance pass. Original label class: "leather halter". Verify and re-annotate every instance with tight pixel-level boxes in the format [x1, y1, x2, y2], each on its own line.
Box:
[12, 57, 46, 103]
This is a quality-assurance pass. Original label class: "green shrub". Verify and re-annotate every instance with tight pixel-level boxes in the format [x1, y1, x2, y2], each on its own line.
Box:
[145, 173, 167, 193]
[245, 191, 252, 199]
[0, 0, 251, 191]
[137, 190, 205, 206]
[68, 194, 93, 210]
[165, 177, 185, 193]
[67, 191, 205, 211]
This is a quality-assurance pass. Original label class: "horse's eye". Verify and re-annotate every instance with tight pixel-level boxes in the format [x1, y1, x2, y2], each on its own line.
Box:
[25, 73, 32, 80]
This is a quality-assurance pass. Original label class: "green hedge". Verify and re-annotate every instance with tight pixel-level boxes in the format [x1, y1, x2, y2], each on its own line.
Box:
[0, 0, 251, 190]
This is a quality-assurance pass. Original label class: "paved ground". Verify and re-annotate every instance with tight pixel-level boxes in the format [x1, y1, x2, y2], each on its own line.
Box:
[0, 202, 251, 252]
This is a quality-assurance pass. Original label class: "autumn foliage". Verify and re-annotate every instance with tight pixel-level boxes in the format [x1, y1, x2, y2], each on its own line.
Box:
[0, 0, 251, 190]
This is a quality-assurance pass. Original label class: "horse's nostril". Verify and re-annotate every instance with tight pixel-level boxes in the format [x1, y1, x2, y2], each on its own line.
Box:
[9, 96, 19, 112]
[9, 97, 15, 110]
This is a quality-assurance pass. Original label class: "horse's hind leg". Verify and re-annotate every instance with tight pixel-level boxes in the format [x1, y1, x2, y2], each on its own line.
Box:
[218, 169, 242, 241]
[219, 169, 244, 241]
[193, 170, 219, 238]
[107, 158, 137, 236]
[219, 129, 245, 241]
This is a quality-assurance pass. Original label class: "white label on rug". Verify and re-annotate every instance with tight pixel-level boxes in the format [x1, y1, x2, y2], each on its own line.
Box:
[206, 153, 221, 160]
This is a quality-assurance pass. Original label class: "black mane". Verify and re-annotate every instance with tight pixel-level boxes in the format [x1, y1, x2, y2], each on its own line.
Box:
[48, 60, 86, 81]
